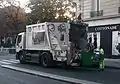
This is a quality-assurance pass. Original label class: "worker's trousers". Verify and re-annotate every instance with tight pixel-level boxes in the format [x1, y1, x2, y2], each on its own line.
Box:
[99, 60, 104, 69]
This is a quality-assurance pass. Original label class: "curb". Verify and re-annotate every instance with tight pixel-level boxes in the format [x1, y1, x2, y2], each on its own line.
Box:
[1, 65, 101, 84]
[105, 66, 120, 69]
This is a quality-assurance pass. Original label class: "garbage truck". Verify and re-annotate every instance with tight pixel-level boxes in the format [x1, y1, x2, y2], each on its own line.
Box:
[15, 21, 100, 68]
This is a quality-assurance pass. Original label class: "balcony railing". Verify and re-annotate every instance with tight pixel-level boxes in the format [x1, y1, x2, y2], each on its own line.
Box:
[90, 10, 103, 17]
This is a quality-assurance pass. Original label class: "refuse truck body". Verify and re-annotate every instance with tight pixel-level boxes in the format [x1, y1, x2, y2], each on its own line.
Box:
[15, 22, 100, 67]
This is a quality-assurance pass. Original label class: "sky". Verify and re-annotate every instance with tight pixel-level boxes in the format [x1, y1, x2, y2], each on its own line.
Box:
[16, 0, 30, 13]
[17, 0, 29, 7]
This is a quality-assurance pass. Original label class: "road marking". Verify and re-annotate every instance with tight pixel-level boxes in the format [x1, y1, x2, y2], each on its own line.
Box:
[0, 61, 11, 64]
[2, 60, 19, 63]
[1, 65, 102, 84]
[9, 59, 19, 61]
[0, 59, 19, 65]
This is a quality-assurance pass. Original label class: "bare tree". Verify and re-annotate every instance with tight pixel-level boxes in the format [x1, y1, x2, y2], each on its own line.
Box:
[0, 0, 26, 47]
[0, 0, 25, 35]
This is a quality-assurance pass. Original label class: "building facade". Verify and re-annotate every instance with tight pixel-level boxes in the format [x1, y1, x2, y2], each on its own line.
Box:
[75, 0, 120, 58]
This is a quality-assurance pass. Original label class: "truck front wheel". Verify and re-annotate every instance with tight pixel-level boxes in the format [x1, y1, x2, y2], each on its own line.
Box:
[19, 53, 26, 64]
[41, 52, 53, 68]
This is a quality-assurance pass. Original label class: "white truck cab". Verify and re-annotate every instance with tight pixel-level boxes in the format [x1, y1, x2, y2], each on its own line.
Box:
[16, 32, 25, 52]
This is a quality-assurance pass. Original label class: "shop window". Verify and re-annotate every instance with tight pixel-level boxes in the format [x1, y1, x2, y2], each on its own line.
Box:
[90, 10, 103, 17]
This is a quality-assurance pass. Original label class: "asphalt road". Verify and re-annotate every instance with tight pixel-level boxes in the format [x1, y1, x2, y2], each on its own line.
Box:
[0, 54, 120, 84]
[0, 54, 69, 84]
[12, 63, 120, 84]
[0, 54, 15, 60]
[0, 66, 69, 84]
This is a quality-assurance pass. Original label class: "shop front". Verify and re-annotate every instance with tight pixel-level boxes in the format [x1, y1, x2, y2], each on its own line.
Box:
[88, 24, 120, 58]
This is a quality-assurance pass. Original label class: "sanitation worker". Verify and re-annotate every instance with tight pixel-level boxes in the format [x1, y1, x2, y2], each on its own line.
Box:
[116, 43, 120, 55]
[99, 46, 104, 71]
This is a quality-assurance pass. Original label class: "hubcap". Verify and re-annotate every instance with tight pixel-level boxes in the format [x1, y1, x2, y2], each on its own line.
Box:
[43, 57, 47, 66]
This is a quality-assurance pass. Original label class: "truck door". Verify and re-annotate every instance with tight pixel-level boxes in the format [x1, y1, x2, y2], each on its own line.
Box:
[16, 34, 24, 52]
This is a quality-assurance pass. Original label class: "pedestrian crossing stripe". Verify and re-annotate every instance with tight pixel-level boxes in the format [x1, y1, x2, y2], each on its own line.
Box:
[3, 59, 19, 63]
[0, 59, 19, 65]
[0, 61, 11, 64]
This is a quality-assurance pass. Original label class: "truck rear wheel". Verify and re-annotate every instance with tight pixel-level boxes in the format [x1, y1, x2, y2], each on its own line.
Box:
[19, 53, 26, 64]
[41, 52, 53, 68]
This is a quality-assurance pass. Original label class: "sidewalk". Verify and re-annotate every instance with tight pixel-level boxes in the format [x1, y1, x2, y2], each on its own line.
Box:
[105, 58, 120, 69]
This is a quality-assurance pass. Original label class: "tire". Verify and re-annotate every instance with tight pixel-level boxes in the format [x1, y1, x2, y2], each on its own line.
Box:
[41, 52, 53, 68]
[19, 53, 26, 64]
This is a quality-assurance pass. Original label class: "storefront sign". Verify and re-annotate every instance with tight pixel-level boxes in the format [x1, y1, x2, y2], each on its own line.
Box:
[95, 26, 117, 31]
[88, 24, 120, 32]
